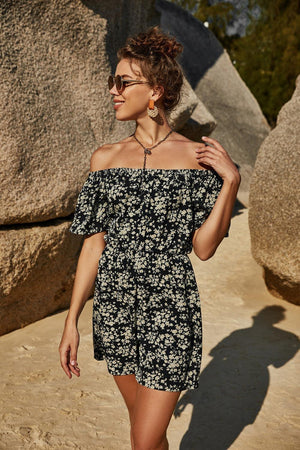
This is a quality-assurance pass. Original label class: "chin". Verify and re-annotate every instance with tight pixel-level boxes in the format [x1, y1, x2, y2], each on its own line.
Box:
[115, 112, 140, 121]
[115, 106, 147, 120]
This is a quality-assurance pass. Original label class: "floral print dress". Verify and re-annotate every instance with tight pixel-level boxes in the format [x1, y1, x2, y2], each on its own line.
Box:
[69, 167, 227, 392]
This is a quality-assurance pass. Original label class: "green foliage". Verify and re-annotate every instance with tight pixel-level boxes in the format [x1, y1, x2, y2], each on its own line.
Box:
[171, 0, 235, 40]
[169, 0, 300, 127]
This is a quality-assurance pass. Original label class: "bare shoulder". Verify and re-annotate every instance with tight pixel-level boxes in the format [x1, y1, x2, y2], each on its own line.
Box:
[90, 140, 127, 171]
[90, 144, 111, 171]
[171, 132, 209, 170]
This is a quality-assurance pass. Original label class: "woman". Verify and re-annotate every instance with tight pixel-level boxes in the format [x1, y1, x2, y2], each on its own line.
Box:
[59, 25, 240, 450]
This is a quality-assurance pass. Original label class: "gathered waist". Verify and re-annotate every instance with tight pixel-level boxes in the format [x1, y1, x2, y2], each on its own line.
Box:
[104, 243, 189, 259]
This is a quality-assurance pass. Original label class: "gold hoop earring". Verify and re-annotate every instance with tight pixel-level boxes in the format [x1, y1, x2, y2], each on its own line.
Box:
[147, 99, 159, 118]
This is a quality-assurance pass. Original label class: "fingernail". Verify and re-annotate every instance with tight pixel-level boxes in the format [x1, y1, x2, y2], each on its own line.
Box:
[202, 136, 207, 139]
[71, 360, 76, 366]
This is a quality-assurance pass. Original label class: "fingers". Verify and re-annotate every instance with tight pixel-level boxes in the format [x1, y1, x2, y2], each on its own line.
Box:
[195, 138, 224, 159]
[196, 147, 218, 158]
[59, 327, 80, 379]
[59, 346, 72, 379]
[197, 156, 216, 166]
[69, 337, 80, 377]
[69, 354, 81, 377]
[201, 136, 226, 153]
[196, 144, 221, 157]
[195, 137, 229, 166]
[195, 147, 218, 165]
[59, 345, 80, 378]
[195, 137, 241, 183]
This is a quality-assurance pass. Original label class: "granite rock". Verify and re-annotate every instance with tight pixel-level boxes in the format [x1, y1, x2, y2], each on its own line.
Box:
[0, 221, 82, 335]
[248, 75, 300, 304]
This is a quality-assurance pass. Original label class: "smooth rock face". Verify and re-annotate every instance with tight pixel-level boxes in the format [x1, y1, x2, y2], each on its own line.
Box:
[175, 93, 217, 141]
[168, 76, 217, 134]
[248, 75, 300, 305]
[0, 0, 109, 224]
[0, 221, 82, 335]
[0, 0, 157, 225]
[156, 0, 270, 206]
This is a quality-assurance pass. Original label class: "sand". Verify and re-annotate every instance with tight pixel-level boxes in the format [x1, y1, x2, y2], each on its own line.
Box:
[0, 208, 299, 449]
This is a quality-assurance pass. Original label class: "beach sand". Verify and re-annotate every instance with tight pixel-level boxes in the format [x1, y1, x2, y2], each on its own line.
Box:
[0, 208, 299, 449]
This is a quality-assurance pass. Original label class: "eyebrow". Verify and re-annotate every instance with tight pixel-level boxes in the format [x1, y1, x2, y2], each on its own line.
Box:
[115, 74, 132, 78]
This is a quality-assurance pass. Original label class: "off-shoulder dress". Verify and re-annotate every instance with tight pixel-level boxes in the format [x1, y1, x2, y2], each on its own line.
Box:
[69, 167, 228, 392]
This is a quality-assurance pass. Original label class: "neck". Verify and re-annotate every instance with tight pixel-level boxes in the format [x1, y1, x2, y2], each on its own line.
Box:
[134, 114, 173, 146]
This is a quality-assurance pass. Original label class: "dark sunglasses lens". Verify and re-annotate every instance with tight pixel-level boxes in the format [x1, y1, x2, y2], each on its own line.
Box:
[115, 75, 122, 92]
[108, 75, 114, 90]
[108, 75, 123, 92]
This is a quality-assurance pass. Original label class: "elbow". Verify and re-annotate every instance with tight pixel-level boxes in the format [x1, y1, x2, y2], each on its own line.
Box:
[192, 230, 224, 261]
[200, 253, 213, 261]
[194, 247, 216, 261]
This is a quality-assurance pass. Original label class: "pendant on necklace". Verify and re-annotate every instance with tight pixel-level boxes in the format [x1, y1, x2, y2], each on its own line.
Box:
[144, 148, 152, 155]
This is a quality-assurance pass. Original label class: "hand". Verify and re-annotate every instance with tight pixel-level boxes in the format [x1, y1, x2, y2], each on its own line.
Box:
[59, 323, 81, 379]
[195, 136, 241, 185]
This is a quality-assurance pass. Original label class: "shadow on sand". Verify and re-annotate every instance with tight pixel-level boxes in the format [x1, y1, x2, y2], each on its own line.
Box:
[174, 305, 299, 450]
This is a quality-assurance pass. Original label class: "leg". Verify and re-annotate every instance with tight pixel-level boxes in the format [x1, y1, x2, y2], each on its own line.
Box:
[113, 374, 138, 422]
[113, 374, 139, 448]
[131, 383, 181, 450]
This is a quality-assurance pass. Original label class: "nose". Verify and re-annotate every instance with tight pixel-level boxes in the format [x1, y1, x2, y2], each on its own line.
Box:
[109, 83, 119, 95]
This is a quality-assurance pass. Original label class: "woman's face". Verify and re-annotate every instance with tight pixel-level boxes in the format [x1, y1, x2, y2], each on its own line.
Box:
[109, 59, 156, 121]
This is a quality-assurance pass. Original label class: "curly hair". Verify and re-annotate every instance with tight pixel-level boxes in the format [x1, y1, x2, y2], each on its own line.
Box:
[117, 25, 184, 112]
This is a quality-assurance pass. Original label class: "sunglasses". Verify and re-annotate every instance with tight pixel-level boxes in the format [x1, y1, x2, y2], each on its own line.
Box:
[108, 75, 150, 94]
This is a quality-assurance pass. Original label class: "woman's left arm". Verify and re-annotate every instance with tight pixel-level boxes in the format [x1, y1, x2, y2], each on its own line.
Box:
[192, 136, 241, 261]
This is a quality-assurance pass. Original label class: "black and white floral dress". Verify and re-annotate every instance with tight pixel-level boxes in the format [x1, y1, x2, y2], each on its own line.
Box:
[69, 167, 228, 392]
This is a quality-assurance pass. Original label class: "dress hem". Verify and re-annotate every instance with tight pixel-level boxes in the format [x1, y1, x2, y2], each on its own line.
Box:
[94, 354, 199, 392]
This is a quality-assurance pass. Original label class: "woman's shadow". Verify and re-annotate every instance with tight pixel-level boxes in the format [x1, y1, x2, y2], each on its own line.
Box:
[174, 305, 299, 450]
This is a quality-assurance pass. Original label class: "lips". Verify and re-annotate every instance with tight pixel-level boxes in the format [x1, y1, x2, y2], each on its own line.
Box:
[113, 100, 125, 110]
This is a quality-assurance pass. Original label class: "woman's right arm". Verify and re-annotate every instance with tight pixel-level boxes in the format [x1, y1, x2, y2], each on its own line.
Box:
[58, 231, 106, 379]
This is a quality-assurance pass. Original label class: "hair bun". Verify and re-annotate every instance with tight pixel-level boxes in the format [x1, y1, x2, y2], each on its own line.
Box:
[149, 40, 183, 59]
[127, 25, 183, 60]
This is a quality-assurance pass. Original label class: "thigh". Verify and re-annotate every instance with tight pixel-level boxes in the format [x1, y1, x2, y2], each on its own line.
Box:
[113, 374, 138, 418]
[132, 383, 181, 448]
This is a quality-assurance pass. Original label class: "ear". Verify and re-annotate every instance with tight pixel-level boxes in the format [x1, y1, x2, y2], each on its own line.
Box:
[151, 85, 164, 102]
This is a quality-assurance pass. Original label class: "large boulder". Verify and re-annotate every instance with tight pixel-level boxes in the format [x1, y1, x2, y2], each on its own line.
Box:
[248, 75, 300, 305]
[168, 76, 217, 137]
[1, 0, 145, 225]
[0, 0, 214, 225]
[174, 91, 217, 141]
[156, 0, 270, 206]
[0, 221, 82, 335]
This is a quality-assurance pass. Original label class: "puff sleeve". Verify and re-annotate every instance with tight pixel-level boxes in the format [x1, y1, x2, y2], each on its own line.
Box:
[69, 171, 110, 235]
[192, 170, 230, 237]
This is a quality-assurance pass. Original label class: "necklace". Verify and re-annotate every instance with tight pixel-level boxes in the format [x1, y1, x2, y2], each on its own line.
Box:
[131, 128, 173, 170]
